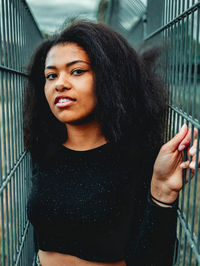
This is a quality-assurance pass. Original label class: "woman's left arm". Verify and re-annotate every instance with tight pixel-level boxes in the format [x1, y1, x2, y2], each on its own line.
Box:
[151, 124, 199, 205]
[125, 125, 199, 265]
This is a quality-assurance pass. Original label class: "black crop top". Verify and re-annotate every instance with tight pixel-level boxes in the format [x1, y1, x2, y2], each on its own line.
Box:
[27, 141, 177, 266]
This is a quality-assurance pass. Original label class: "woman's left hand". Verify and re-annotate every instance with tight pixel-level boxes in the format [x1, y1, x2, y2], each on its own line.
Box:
[151, 124, 199, 204]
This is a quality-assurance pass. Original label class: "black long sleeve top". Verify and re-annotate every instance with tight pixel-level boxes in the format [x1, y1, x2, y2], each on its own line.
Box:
[27, 141, 177, 266]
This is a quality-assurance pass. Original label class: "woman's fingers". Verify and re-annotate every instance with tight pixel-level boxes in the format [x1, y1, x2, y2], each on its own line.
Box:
[180, 147, 200, 170]
[180, 161, 190, 169]
[178, 128, 191, 151]
[180, 159, 196, 170]
[189, 139, 197, 156]
[178, 127, 198, 151]
[188, 138, 200, 169]
[189, 152, 200, 169]
[179, 128, 200, 171]
[180, 159, 195, 183]
[189, 147, 196, 156]
[165, 124, 197, 153]
[164, 124, 188, 152]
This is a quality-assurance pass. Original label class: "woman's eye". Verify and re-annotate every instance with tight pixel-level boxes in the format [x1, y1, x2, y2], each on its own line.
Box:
[72, 69, 88, 76]
[46, 73, 57, 80]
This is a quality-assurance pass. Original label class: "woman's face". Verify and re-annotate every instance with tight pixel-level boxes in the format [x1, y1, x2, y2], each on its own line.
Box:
[44, 42, 96, 124]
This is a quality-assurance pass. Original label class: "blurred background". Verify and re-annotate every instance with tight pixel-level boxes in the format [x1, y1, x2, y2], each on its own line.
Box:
[26, 0, 102, 35]
[26, 0, 147, 38]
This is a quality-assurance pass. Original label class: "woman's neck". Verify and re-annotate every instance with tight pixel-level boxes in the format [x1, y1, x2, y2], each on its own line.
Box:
[63, 120, 107, 151]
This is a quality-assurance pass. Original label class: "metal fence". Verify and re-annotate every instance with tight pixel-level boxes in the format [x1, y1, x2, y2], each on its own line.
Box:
[105, 0, 200, 265]
[1, 0, 200, 265]
[0, 0, 43, 265]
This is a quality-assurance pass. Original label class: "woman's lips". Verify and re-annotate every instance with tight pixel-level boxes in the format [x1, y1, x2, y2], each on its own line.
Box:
[55, 96, 76, 108]
[56, 99, 75, 108]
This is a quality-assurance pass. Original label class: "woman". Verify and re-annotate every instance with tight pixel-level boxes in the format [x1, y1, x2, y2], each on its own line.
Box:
[23, 22, 199, 266]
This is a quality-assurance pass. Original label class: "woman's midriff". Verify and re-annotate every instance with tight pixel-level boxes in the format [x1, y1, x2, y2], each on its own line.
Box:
[38, 250, 127, 266]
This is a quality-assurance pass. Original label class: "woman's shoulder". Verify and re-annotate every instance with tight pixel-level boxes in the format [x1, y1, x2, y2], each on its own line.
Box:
[31, 141, 64, 170]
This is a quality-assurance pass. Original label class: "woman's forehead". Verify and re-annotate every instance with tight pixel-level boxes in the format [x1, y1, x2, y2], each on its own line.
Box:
[45, 43, 90, 67]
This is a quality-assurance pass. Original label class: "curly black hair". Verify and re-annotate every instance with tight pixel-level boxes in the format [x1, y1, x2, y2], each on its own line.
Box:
[23, 21, 167, 162]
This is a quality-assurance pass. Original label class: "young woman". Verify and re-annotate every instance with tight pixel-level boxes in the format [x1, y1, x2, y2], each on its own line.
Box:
[23, 22, 199, 266]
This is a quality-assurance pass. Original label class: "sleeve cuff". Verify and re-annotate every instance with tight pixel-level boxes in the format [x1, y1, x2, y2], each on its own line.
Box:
[147, 191, 178, 226]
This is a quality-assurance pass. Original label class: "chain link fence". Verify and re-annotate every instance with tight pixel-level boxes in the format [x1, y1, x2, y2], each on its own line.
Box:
[104, 0, 200, 265]
[0, 0, 43, 265]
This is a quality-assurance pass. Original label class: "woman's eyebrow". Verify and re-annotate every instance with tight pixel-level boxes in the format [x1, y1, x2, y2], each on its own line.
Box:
[45, 60, 90, 70]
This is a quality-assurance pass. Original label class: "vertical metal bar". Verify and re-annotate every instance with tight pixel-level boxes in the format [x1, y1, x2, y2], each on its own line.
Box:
[168, 0, 171, 21]
[178, 0, 181, 15]
[189, 131, 200, 264]
[170, 2, 177, 138]
[0, 9, 5, 266]
[174, 1, 180, 135]
[12, 3, 17, 165]
[15, 2, 21, 257]
[0, 74, 6, 266]
[15, 0, 20, 160]
[1, 3, 11, 263]
[3, 0, 11, 174]
[9, 0, 15, 167]
[185, 17, 194, 220]
[5, 176, 10, 265]
[7, 4, 15, 264]
[196, 5, 200, 262]
[0, 191, 6, 266]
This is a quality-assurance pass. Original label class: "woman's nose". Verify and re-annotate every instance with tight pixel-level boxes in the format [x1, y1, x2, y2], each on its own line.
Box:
[55, 75, 71, 92]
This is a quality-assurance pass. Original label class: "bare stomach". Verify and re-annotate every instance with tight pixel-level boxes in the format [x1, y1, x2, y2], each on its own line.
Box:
[38, 250, 126, 266]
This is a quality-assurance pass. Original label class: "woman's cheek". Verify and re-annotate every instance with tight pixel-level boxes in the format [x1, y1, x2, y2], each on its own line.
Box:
[44, 88, 51, 105]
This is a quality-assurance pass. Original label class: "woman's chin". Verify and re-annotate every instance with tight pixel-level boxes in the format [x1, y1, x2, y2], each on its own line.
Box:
[58, 112, 97, 126]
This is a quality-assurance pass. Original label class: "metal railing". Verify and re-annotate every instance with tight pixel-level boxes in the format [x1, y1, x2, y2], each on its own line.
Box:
[1, 0, 200, 265]
[0, 0, 43, 265]
[104, 0, 200, 265]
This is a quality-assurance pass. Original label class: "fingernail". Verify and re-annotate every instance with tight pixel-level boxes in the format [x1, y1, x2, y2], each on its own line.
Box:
[190, 161, 195, 169]
[180, 162, 186, 168]
[189, 147, 196, 156]
[180, 124, 186, 133]
[178, 144, 185, 151]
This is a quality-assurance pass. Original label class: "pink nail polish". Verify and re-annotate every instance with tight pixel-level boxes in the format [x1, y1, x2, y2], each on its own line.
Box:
[190, 162, 195, 169]
[190, 148, 196, 156]
[180, 124, 186, 133]
[180, 162, 186, 168]
[178, 144, 185, 151]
